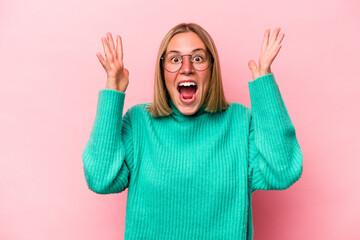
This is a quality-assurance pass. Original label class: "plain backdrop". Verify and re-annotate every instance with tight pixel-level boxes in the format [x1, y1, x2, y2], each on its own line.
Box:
[0, 0, 359, 239]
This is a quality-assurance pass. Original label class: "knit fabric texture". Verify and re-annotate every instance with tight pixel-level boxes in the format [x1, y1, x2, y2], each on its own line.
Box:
[82, 73, 303, 240]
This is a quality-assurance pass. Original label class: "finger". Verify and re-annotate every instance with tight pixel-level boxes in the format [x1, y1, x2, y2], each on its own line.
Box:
[107, 32, 117, 57]
[96, 52, 109, 71]
[248, 60, 260, 80]
[123, 67, 129, 78]
[101, 36, 114, 62]
[261, 29, 270, 54]
[269, 32, 284, 56]
[116, 35, 124, 61]
[268, 44, 282, 65]
[269, 27, 281, 46]
[248, 59, 257, 71]
[275, 33, 285, 45]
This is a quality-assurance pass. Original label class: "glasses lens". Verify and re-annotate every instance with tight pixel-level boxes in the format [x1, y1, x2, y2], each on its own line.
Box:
[192, 50, 210, 71]
[162, 50, 212, 72]
[163, 53, 182, 72]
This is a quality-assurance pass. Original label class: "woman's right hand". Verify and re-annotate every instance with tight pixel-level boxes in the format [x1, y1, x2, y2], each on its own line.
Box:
[96, 33, 129, 92]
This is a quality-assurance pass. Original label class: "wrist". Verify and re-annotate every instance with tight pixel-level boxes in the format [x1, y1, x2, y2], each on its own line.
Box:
[260, 68, 271, 77]
[105, 84, 124, 92]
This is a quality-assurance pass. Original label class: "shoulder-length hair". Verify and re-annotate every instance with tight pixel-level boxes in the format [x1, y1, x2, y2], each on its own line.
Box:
[146, 23, 230, 117]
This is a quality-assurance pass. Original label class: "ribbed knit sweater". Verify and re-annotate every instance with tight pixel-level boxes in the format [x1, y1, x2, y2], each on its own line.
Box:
[82, 73, 303, 240]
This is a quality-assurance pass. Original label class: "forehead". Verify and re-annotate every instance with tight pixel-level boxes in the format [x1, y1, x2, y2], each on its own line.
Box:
[166, 32, 206, 54]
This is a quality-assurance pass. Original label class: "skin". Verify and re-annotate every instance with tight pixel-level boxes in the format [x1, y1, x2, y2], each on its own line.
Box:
[163, 32, 212, 116]
[97, 33, 129, 92]
[248, 27, 285, 80]
[95, 28, 285, 113]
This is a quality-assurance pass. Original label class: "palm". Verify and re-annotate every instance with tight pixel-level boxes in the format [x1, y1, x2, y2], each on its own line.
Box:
[96, 33, 130, 92]
[248, 28, 285, 80]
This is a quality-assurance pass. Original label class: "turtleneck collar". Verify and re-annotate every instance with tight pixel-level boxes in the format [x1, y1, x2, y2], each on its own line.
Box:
[169, 98, 207, 120]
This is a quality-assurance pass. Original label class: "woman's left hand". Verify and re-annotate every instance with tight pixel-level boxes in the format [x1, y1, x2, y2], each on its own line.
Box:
[248, 27, 285, 80]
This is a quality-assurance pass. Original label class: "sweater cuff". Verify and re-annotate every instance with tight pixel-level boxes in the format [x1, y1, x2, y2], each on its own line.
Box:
[248, 73, 279, 109]
[96, 89, 126, 122]
[248, 73, 291, 125]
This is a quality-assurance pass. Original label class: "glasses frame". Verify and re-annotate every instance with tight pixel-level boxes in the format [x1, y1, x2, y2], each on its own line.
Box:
[160, 50, 214, 73]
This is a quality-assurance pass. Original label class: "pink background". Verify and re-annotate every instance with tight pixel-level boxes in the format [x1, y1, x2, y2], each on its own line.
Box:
[1, 0, 359, 239]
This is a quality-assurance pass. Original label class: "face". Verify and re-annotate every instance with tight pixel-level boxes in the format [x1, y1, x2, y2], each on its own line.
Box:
[164, 32, 212, 115]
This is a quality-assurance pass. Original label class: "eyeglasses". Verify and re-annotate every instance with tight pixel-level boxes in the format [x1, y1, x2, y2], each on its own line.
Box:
[161, 49, 213, 73]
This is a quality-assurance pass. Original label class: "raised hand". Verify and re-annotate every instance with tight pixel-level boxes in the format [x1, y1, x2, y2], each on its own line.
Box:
[248, 28, 285, 80]
[96, 33, 129, 92]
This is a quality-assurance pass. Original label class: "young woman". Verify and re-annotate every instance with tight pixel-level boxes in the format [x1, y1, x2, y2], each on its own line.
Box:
[82, 23, 303, 240]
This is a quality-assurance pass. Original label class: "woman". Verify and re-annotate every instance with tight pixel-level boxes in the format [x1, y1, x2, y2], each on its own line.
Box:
[82, 23, 303, 240]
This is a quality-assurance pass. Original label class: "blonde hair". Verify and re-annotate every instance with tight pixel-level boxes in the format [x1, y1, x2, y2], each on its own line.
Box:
[146, 23, 230, 117]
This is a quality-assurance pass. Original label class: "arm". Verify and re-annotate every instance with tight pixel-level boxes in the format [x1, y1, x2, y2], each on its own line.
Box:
[247, 73, 303, 192]
[82, 89, 133, 194]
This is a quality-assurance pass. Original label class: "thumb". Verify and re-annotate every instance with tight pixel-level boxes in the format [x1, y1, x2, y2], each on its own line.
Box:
[123, 68, 129, 78]
[248, 60, 257, 72]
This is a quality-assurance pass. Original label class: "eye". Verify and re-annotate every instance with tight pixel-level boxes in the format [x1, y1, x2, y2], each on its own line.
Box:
[193, 54, 205, 62]
[194, 56, 202, 62]
[171, 56, 181, 63]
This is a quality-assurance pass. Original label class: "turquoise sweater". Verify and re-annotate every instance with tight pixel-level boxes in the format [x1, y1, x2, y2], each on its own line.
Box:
[82, 73, 303, 240]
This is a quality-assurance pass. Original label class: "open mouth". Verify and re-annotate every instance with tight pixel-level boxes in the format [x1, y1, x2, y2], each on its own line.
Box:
[177, 81, 198, 104]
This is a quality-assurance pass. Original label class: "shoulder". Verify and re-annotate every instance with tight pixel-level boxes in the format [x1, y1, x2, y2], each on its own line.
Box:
[211, 102, 251, 124]
[124, 103, 152, 119]
[226, 102, 251, 116]
[213, 102, 252, 129]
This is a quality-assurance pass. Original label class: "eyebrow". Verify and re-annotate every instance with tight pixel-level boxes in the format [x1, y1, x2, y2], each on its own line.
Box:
[166, 48, 205, 54]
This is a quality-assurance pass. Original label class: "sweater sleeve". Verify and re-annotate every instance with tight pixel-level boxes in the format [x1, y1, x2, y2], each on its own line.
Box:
[82, 89, 134, 194]
[247, 73, 303, 193]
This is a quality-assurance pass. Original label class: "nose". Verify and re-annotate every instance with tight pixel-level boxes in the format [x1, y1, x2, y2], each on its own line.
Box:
[179, 55, 194, 74]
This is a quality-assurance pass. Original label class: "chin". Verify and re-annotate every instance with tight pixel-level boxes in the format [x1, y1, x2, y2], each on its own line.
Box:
[175, 99, 201, 115]
[179, 106, 198, 115]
